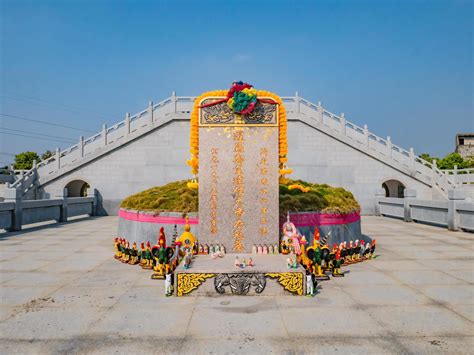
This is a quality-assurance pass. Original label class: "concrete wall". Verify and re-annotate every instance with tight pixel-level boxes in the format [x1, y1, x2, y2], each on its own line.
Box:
[40, 120, 434, 216]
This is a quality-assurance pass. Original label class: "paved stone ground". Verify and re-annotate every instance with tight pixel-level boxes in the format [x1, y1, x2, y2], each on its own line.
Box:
[0, 216, 473, 354]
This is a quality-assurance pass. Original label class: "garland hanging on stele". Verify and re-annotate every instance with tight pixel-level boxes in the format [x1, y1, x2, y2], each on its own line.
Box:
[186, 82, 292, 189]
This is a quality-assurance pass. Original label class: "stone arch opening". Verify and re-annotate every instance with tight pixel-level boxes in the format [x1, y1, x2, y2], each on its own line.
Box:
[65, 180, 90, 197]
[382, 179, 405, 198]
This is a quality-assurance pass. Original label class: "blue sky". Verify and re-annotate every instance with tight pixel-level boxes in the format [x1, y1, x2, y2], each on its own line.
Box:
[1, 0, 472, 166]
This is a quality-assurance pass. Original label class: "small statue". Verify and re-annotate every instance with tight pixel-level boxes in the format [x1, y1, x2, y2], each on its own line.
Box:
[114, 238, 122, 260]
[141, 241, 153, 269]
[306, 270, 315, 296]
[274, 244, 280, 254]
[151, 228, 174, 278]
[198, 244, 204, 254]
[128, 242, 140, 265]
[139, 242, 146, 266]
[165, 272, 173, 296]
[252, 245, 257, 254]
[263, 244, 268, 255]
[257, 245, 263, 254]
[204, 244, 209, 254]
[176, 216, 197, 254]
[368, 239, 377, 259]
[183, 251, 192, 269]
[248, 257, 254, 267]
[242, 258, 247, 268]
[332, 246, 344, 277]
[287, 252, 298, 269]
[220, 244, 226, 254]
[121, 241, 131, 263]
[234, 256, 240, 268]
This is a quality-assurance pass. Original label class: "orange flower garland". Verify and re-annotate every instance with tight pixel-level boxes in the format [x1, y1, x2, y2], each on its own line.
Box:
[187, 89, 291, 177]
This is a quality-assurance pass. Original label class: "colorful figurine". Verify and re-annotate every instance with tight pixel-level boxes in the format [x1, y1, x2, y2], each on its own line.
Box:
[139, 242, 146, 266]
[114, 238, 122, 260]
[151, 227, 174, 278]
[176, 217, 197, 254]
[263, 244, 268, 254]
[305, 231, 330, 280]
[128, 242, 140, 265]
[257, 245, 263, 254]
[281, 213, 302, 255]
[252, 245, 257, 254]
[332, 245, 344, 277]
[204, 244, 209, 254]
[220, 244, 226, 254]
[287, 252, 298, 269]
[368, 239, 377, 259]
[183, 251, 192, 269]
[121, 241, 131, 263]
[234, 256, 240, 268]
[248, 257, 254, 267]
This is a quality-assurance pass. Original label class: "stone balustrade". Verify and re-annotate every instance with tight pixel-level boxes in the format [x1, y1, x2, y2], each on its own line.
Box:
[0, 188, 97, 231]
[5, 93, 472, 200]
[375, 188, 474, 232]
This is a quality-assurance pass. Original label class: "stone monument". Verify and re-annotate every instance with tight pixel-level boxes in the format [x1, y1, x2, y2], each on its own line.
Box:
[198, 96, 280, 252]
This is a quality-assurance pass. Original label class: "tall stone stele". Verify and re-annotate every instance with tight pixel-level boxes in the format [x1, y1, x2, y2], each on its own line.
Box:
[197, 95, 281, 252]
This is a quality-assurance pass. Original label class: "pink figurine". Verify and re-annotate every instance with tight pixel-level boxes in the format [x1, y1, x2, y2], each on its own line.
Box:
[257, 245, 263, 254]
[263, 244, 268, 254]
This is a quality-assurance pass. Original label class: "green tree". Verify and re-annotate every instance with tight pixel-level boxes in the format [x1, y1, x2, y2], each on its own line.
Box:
[438, 152, 473, 170]
[14, 151, 40, 170]
[41, 150, 53, 160]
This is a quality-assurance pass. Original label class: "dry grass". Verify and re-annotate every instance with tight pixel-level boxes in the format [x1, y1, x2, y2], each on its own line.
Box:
[120, 179, 360, 215]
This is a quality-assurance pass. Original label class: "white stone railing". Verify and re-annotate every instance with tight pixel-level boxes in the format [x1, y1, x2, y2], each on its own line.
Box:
[442, 167, 474, 186]
[375, 189, 473, 231]
[8, 93, 471, 197]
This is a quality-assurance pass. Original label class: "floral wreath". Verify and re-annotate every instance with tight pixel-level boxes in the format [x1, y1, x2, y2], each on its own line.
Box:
[186, 82, 292, 188]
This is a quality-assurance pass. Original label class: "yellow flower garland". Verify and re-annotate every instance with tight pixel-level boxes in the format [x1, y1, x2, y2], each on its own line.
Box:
[187, 89, 290, 177]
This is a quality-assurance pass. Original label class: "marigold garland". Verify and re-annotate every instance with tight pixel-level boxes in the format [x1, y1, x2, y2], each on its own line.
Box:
[187, 85, 290, 178]
[288, 184, 310, 193]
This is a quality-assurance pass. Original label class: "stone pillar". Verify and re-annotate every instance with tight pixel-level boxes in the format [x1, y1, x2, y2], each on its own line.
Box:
[431, 159, 437, 185]
[102, 124, 108, 146]
[403, 189, 417, 222]
[387, 136, 392, 158]
[295, 91, 300, 114]
[148, 101, 154, 124]
[363, 124, 369, 147]
[340, 113, 346, 135]
[79, 136, 84, 158]
[55, 148, 61, 170]
[374, 189, 386, 216]
[4, 188, 22, 231]
[171, 91, 177, 113]
[56, 188, 68, 223]
[316, 101, 323, 124]
[87, 187, 97, 216]
[448, 189, 465, 231]
[125, 113, 131, 135]
[409, 147, 415, 175]
[453, 165, 458, 185]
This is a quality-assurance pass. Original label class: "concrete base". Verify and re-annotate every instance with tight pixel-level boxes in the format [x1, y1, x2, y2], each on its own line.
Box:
[175, 254, 306, 297]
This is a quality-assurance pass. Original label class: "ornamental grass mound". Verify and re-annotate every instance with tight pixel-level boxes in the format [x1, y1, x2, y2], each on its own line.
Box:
[120, 179, 360, 216]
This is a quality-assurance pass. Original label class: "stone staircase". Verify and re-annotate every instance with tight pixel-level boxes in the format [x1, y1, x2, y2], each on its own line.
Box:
[6, 92, 471, 200]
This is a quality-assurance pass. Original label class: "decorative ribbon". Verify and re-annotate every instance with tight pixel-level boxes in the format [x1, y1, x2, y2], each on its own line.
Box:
[198, 98, 278, 109]
[280, 211, 360, 227]
[119, 209, 198, 225]
[120, 209, 359, 227]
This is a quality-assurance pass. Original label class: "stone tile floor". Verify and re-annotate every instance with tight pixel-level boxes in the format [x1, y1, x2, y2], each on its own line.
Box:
[0, 216, 473, 354]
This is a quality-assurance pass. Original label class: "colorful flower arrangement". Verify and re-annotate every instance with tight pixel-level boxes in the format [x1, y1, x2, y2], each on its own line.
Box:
[187, 83, 292, 179]
[226, 81, 258, 115]
[288, 184, 310, 193]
